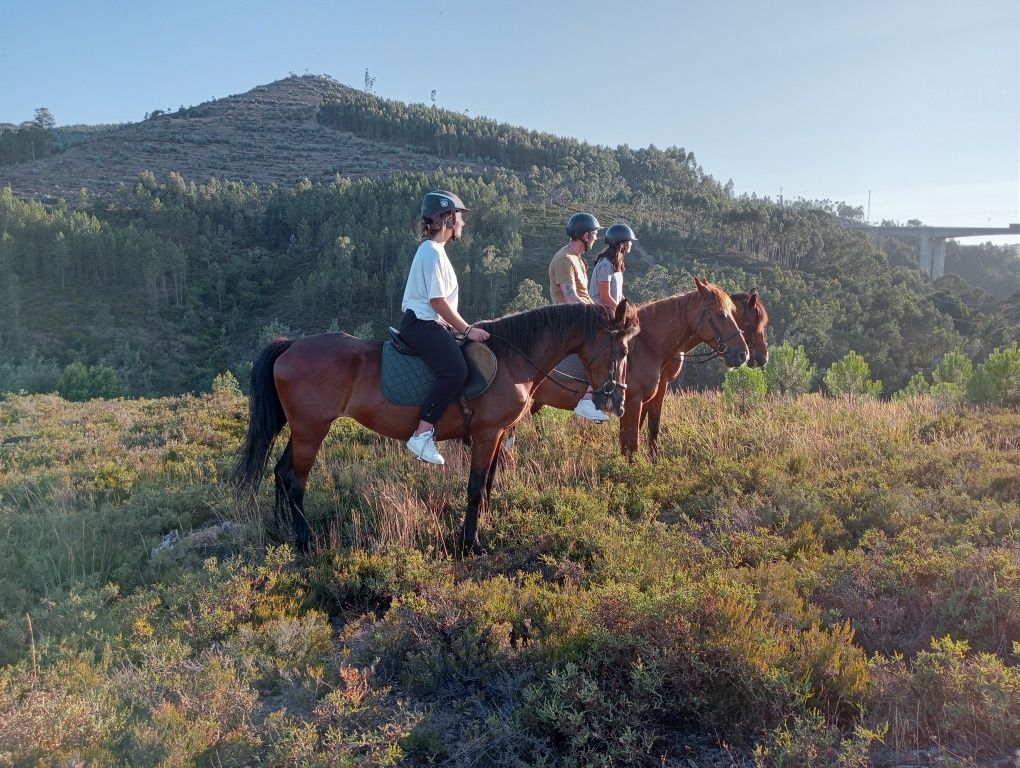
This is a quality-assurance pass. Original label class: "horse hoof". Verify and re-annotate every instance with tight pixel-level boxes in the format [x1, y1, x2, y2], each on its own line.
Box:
[458, 539, 489, 558]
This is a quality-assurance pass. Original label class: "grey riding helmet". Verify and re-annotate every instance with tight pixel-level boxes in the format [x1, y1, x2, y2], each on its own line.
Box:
[566, 212, 601, 239]
[421, 190, 469, 221]
[605, 223, 638, 244]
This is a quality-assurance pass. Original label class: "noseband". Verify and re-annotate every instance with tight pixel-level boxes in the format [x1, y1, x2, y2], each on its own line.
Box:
[696, 301, 743, 356]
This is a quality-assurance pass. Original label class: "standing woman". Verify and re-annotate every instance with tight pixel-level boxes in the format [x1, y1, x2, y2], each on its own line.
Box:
[400, 190, 490, 465]
[589, 224, 637, 311]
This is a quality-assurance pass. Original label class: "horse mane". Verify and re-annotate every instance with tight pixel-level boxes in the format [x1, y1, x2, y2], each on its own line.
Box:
[638, 280, 736, 319]
[477, 303, 615, 359]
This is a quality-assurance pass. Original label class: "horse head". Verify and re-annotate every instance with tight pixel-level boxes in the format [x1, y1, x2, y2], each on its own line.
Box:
[732, 290, 770, 368]
[691, 277, 749, 368]
[581, 299, 640, 417]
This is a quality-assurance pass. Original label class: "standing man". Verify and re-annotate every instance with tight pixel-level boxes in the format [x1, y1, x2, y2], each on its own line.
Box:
[548, 212, 609, 422]
[549, 212, 600, 305]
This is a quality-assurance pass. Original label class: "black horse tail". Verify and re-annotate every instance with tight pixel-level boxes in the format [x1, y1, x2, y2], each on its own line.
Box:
[232, 338, 293, 495]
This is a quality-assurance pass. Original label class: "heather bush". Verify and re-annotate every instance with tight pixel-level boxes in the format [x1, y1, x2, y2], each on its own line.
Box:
[870, 636, 1020, 759]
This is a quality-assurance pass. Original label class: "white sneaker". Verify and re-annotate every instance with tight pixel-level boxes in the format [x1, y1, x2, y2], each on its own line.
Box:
[573, 398, 609, 423]
[406, 429, 445, 465]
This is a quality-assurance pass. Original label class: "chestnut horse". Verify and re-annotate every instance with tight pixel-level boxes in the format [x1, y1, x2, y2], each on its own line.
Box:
[521, 280, 761, 461]
[233, 300, 640, 554]
[637, 290, 769, 461]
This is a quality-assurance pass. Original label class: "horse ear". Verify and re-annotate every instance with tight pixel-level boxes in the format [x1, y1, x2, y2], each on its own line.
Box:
[695, 277, 710, 299]
[614, 298, 629, 325]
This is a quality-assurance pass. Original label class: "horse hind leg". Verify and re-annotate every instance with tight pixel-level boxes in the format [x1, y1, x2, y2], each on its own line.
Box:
[282, 421, 333, 553]
[272, 440, 310, 551]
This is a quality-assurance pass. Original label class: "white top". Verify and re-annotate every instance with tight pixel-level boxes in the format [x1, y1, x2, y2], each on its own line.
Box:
[589, 258, 623, 306]
[401, 239, 459, 322]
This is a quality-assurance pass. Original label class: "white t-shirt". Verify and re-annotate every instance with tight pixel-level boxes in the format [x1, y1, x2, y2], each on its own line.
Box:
[589, 258, 623, 306]
[401, 239, 459, 322]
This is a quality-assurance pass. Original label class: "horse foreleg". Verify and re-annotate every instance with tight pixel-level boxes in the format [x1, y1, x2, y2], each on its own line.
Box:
[645, 384, 669, 464]
[619, 398, 643, 462]
[461, 432, 501, 556]
[485, 429, 504, 509]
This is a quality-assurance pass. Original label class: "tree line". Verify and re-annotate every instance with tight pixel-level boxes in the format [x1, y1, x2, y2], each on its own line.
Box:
[0, 164, 1016, 398]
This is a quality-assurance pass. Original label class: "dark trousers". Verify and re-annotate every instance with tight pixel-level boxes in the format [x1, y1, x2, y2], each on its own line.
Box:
[399, 309, 468, 425]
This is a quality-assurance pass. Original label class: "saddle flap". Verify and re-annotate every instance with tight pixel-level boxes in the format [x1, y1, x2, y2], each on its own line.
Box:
[388, 327, 416, 356]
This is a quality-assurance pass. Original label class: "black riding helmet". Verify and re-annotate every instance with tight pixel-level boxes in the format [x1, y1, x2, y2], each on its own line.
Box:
[605, 223, 638, 245]
[421, 190, 469, 221]
[566, 212, 601, 239]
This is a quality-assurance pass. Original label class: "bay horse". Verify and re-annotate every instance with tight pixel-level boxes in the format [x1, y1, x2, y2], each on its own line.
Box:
[232, 300, 640, 555]
[521, 279, 760, 461]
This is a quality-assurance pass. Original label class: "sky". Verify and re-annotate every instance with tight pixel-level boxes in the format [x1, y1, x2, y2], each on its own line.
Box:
[2, 0, 1018, 245]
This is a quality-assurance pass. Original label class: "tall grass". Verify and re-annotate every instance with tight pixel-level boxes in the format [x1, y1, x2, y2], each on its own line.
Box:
[1, 389, 1017, 766]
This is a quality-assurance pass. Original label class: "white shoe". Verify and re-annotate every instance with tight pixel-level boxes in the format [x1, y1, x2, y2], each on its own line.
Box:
[573, 398, 609, 423]
[406, 429, 445, 465]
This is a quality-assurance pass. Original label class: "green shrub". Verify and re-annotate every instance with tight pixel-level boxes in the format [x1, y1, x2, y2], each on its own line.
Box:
[895, 371, 929, 399]
[765, 341, 816, 397]
[58, 361, 125, 401]
[870, 636, 1020, 758]
[976, 343, 1020, 407]
[932, 350, 973, 389]
[967, 365, 999, 405]
[723, 366, 768, 413]
[824, 352, 882, 403]
[0, 350, 61, 395]
[211, 370, 241, 396]
[753, 710, 884, 768]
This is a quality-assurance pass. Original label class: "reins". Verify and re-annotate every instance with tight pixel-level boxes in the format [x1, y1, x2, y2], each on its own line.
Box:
[482, 331, 625, 395]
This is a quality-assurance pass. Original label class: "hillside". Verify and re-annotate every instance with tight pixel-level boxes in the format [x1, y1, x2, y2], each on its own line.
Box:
[0, 74, 1017, 399]
[1, 390, 1017, 765]
[0, 76, 460, 200]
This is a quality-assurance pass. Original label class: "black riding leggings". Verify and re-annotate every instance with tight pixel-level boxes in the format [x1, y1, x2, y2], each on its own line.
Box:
[399, 309, 468, 425]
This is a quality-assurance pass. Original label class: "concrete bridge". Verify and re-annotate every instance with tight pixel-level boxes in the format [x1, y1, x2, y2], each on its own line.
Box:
[840, 221, 1020, 279]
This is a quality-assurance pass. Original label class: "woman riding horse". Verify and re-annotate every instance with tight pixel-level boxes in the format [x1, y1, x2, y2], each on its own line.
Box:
[233, 288, 640, 555]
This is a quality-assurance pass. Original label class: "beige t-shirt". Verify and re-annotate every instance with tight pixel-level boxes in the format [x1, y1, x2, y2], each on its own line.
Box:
[548, 245, 592, 304]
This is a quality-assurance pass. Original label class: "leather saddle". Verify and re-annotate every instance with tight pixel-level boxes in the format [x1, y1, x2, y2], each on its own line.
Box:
[381, 327, 498, 406]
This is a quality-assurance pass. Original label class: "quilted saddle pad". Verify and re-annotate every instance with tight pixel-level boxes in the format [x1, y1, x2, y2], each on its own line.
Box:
[381, 341, 498, 406]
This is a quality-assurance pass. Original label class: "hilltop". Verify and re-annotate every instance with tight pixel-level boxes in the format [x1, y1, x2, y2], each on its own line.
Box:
[0, 76, 459, 200]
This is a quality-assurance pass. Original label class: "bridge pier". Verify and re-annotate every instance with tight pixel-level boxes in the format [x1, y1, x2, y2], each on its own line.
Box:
[918, 236, 948, 279]
[919, 236, 933, 276]
[933, 239, 946, 279]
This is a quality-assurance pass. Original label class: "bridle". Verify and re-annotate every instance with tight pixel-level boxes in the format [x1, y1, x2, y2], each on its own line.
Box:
[593, 329, 629, 397]
[676, 301, 745, 365]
